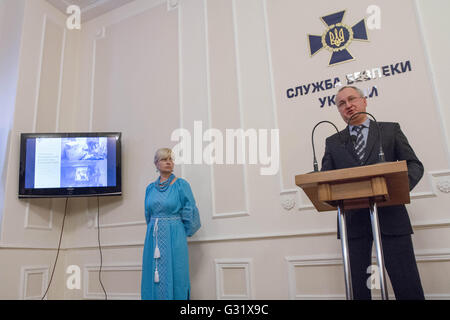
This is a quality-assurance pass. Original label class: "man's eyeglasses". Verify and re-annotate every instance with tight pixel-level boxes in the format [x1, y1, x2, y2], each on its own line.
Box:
[336, 96, 365, 109]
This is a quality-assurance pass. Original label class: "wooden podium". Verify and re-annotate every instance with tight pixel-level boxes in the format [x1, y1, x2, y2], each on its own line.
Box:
[295, 161, 410, 300]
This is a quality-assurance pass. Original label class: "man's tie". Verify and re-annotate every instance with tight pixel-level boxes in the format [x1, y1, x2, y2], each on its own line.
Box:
[352, 125, 366, 163]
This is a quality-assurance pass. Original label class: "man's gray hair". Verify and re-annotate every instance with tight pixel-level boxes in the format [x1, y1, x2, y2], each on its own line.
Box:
[337, 85, 366, 98]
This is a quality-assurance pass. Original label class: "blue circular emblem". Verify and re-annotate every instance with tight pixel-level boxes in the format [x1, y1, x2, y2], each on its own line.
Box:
[322, 23, 353, 52]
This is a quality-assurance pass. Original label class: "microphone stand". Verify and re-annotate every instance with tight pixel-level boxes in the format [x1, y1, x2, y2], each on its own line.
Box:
[311, 120, 342, 172]
[346, 112, 390, 300]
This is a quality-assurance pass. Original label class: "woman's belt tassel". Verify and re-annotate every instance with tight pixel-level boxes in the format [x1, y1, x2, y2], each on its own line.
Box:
[154, 246, 160, 259]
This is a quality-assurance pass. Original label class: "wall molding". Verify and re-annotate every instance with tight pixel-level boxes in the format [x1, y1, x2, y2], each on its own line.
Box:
[83, 0, 170, 228]
[26, 14, 51, 231]
[32, 14, 47, 132]
[415, 249, 450, 262]
[286, 249, 450, 300]
[230, 0, 250, 218]
[24, 199, 53, 231]
[32, 13, 66, 131]
[83, 263, 141, 299]
[280, 189, 298, 211]
[212, 211, 249, 219]
[177, 2, 185, 179]
[167, 0, 179, 11]
[54, 18, 67, 133]
[188, 217, 450, 244]
[263, 0, 301, 212]
[204, 0, 250, 220]
[262, 0, 285, 196]
[429, 169, 450, 194]
[6, 217, 450, 250]
[413, 0, 450, 167]
[413, 218, 450, 230]
[87, 199, 147, 230]
[19, 265, 49, 300]
[95, 217, 146, 229]
[24, 11, 67, 231]
[214, 258, 253, 300]
[89, 28, 103, 132]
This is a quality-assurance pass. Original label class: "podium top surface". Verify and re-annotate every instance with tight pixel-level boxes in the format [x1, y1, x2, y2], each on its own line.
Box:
[295, 161, 410, 212]
[295, 161, 407, 187]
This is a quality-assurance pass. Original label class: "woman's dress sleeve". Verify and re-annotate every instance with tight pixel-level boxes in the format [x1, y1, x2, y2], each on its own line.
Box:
[179, 179, 201, 237]
[144, 184, 153, 225]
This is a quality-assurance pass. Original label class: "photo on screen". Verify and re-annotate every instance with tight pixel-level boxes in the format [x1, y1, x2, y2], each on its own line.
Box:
[60, 137, 108, 188]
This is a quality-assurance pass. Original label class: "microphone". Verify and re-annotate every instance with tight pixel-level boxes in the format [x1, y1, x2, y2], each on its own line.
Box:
[347, 111, 385, 162]
[311, 120, 342, 172]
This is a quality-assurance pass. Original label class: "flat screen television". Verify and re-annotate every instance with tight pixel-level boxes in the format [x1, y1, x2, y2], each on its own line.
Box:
[19, 132, 122, 198]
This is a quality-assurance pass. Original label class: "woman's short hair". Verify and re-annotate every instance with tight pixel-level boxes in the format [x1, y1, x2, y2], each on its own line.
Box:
[154, 148, 173, 166]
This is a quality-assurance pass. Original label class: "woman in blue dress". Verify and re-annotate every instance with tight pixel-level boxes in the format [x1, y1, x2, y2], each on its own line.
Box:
[141, 148, 201, 300]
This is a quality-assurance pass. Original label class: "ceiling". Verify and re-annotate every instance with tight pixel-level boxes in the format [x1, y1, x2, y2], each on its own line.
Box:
[46, 0, 137, 23]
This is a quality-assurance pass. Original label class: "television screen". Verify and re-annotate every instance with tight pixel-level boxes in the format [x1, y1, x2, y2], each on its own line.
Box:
[19, 132, 122, 198]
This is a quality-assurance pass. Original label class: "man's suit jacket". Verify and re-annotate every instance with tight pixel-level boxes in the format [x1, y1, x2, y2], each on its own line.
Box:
[321, 121, 424, 239]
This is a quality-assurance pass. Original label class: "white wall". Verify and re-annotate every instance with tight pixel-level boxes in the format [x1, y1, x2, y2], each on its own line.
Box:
[0, 0, 79, 299]
[415, 0, 450, 163]
[1, 0, 450, 300]
[0, 0, 26, 231]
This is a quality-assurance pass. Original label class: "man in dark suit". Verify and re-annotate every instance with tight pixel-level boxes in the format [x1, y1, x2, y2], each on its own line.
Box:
[321, 85, 425, 300]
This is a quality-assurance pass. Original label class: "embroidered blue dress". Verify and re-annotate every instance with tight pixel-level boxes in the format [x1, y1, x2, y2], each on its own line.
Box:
[141, 177, 201, 300]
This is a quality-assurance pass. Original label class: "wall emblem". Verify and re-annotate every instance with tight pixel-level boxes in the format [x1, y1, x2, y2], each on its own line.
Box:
[308, 10, 369, 66]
